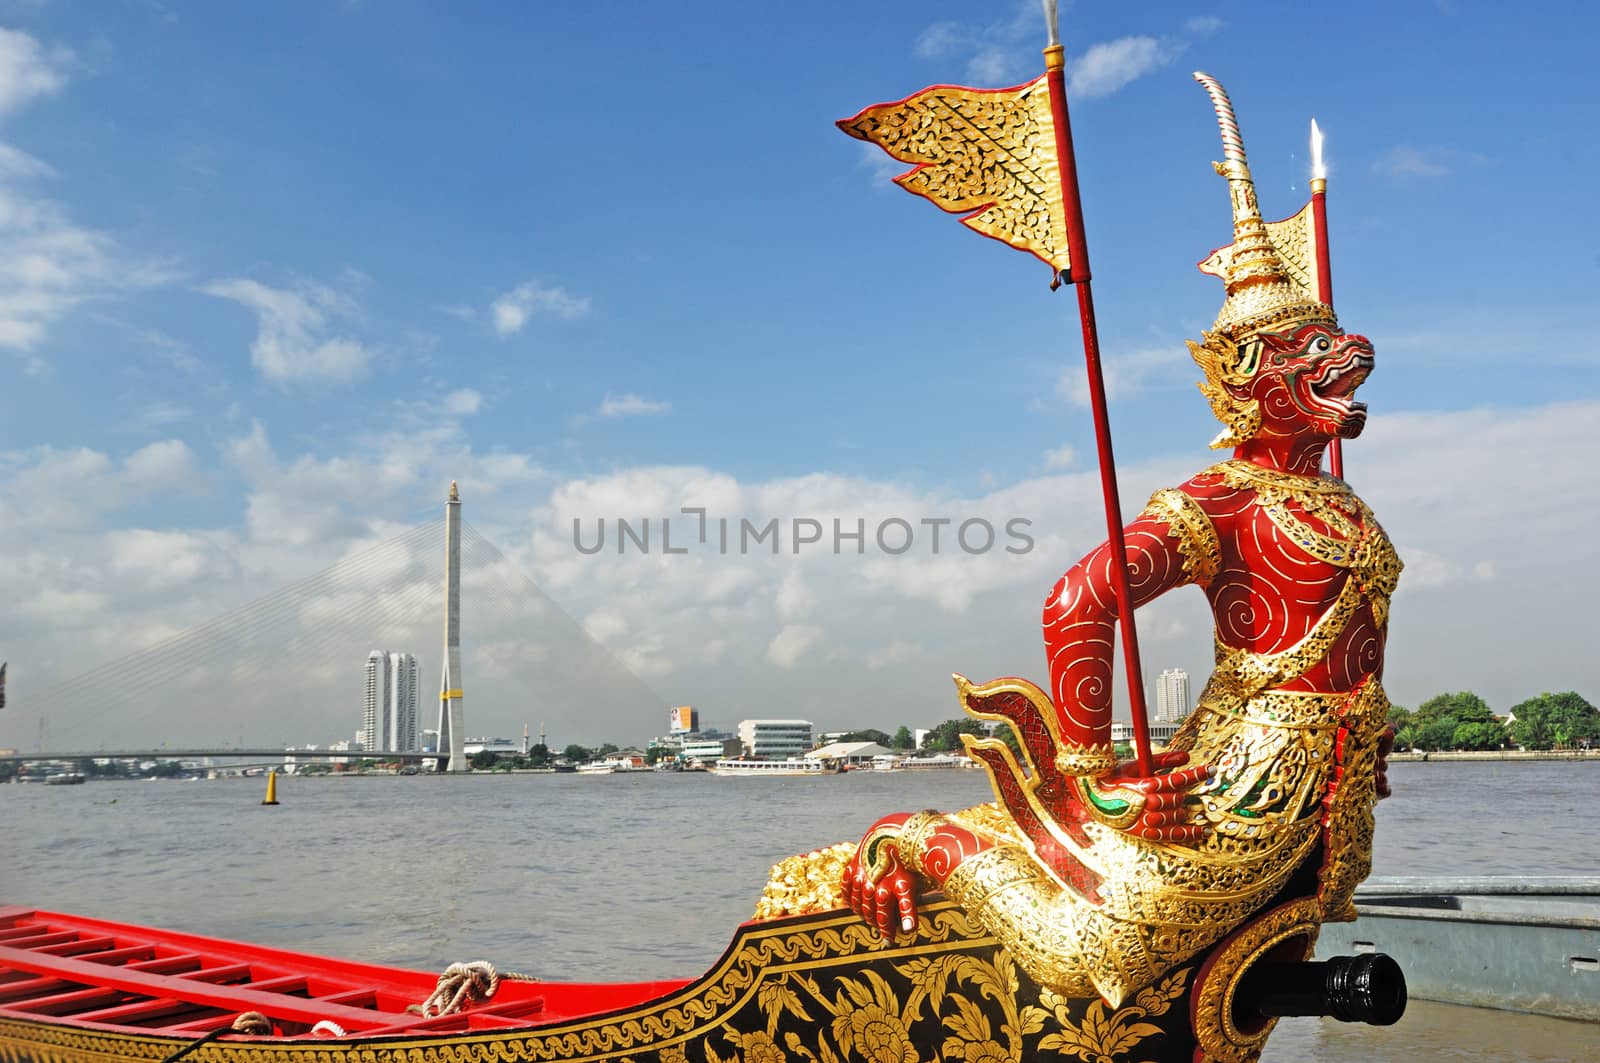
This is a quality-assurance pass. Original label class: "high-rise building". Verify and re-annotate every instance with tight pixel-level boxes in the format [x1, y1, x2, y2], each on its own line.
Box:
[1156, 668, 1191, 723]
[362, 650, 420, 752]
[737, 719, 813, 760]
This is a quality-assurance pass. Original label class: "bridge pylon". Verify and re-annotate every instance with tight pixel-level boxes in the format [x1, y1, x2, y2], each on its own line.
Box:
[436, 481, 466, 772]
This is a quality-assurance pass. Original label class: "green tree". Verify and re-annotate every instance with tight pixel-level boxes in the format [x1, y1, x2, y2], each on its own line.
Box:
[1508, 692, 1600, 750]
[526, 743, 552, 767]
[891, 726, 914, 750]
[1415, 691, 1494, 727]
[1452, 720, 1508, 751]
[839, 729, 894, 746]
[1393, 726, 1418, 753]
[596, 743, 619, 758]
[1414, 717, 1459, 752]
[1386, 705, 1412, 733]
[469, 750, 500, 770]
[562, 743, 591, 762]
[923, 718, 986, 752]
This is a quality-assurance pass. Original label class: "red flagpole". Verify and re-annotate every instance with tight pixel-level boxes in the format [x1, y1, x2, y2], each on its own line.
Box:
[1043, 43, 1154, 776]
[1310, 172, 1342, 478]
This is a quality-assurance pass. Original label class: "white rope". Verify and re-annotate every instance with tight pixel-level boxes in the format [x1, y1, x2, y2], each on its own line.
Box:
[413, 960, 538, 1017]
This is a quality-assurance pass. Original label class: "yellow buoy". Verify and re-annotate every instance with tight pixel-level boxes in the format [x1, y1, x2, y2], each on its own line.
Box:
[261, 769, 280, 805]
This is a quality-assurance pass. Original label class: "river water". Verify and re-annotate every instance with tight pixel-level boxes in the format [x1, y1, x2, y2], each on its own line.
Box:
[4, 761, 1597, 1060]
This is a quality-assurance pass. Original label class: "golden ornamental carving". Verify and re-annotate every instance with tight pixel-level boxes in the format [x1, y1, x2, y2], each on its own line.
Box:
[1144, 488, 1221, 587]
[837, 78, 1070, 274]
[1191, 899, 1322, 1063]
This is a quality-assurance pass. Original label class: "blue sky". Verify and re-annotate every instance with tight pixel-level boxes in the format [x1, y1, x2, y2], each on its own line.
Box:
[2, 1, 1598, 748]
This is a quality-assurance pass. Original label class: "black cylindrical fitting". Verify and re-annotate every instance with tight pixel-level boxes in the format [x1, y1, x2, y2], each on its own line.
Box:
[1236, 953, 1407, 1026]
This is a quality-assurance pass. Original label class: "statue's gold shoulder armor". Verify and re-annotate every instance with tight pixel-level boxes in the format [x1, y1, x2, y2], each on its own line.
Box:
[1142, 485, 1221, 587]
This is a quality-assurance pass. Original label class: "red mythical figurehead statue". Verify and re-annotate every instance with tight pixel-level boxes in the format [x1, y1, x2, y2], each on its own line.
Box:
[836, 73, 1403, 1008]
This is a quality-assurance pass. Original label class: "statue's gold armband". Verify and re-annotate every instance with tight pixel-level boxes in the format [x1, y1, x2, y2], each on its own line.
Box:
[1143, 488, 1220, 588]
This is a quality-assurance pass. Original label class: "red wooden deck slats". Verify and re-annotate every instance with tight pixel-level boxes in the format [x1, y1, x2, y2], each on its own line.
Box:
[125, 953, 203, 975]
[34, 936, 119, 957]
[5, 986, 130, 1016]
[0, 977, 75, 1004]
[164, 1013, 245, 1035]
[0, 944, 439, 1032]
[175, 963, 254, 985]
[237, 974, 306, 994]
[312, 988, 376, 1008]
[0, 924, 48, 943]
[0, 931, 77, 950]
[77, 944, 157, 966]
[69, 996, 223, 1026]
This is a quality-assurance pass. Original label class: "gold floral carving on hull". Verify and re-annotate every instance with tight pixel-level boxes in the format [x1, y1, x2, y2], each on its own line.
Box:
[0, 903, 1205, 1063]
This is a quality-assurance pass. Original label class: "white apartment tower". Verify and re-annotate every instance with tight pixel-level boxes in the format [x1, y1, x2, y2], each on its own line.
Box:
[362, 650, 420, 752]
[1156, 668, 1191, 723]
[737, 719, 814, 760]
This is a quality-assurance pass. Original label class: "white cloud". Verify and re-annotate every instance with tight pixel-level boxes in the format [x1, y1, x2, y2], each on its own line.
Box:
[7, 399, 1600, 751]
[1043, 444, 1076, 470]
[203, 278, 371, 383]
[599, 393, 670, 418]
[0, 28, 68, 118]
[776, 568, 816, 621]
[107, 529, 236, 591]
[441, 388, 483, 416]
[1372, 145, 1491, 179]
[490, 281, 590, 336]
[1068, 36, 1174, 100]
[0, 31, 171, 360]
[1057, 345, 1186, 407]
[584, 609, 628, 644]
[1184, 16, 1224, 35]
[767, 624, 823, 670]
[123, 439, 194, 483]
[866, 640, 920, 671]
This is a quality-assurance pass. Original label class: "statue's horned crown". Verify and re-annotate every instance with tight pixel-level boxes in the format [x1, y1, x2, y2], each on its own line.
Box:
[1187, 73, 1337, 448]
[1191, 72, 1335, 343]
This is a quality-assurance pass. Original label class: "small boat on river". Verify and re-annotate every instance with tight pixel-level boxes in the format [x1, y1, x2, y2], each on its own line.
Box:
[1315, 875, 1600, 1021]
[710, 757, 834, 776]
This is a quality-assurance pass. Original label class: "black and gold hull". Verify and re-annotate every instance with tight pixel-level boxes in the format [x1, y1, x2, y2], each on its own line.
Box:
[0, 897, 1325, 1063]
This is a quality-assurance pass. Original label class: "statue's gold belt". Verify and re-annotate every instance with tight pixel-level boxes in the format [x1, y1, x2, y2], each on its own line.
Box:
[1196, 677, 1386, 730]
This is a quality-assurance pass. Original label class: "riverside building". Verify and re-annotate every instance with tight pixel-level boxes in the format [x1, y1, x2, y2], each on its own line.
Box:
[737, 719, 814, 760]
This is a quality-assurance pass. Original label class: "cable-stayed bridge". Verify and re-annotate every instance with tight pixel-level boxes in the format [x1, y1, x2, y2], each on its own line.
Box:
[0, 487, 667, 769]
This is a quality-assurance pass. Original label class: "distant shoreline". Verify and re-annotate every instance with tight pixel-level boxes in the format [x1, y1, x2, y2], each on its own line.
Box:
[1389, 750, 1598, 763]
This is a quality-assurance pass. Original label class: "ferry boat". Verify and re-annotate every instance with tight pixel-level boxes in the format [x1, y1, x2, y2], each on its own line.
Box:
[710, 757, 834, 776]
[898, 753, 975, 770]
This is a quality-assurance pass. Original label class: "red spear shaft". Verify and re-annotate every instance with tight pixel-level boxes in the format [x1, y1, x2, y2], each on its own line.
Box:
[1043, 41, 1154, 776]
[1309, 120, 1342, 478]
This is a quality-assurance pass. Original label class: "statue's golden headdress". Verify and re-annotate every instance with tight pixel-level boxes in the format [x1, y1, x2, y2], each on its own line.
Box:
[1188, 72, 1336, 447]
